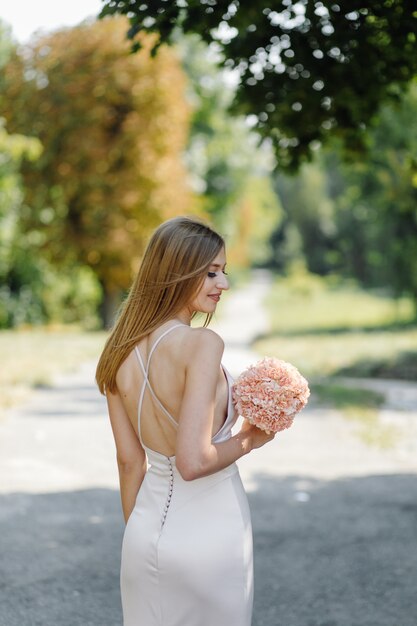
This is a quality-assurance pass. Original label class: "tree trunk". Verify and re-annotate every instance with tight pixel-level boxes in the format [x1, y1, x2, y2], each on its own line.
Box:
[412, 293, 417, 322]
[99, 285, 122, 329]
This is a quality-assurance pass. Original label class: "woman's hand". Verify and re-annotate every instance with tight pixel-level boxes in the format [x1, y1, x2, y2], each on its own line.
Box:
[238, 418, 276, 451]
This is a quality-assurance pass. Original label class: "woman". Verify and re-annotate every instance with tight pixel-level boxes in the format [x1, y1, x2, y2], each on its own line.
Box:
[96, 216, 275, 626]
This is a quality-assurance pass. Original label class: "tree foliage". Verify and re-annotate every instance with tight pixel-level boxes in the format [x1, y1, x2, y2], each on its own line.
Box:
[331, 83, 417, 304]
[227, 175, 283, 268]
[100, 0, 417, 170]
[271, 82, 417, 311]
[0, 21, 48, 327]
[272, 160, 336, 273]
[1, 17, 193, 325]
[180, 35, 263, 221]
[178, 34, 281, 263]
[0, 119, 44, 327]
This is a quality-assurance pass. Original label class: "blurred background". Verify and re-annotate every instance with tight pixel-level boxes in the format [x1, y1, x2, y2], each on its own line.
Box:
[1, 3, 417, 626]
[0, 1, 416, 416]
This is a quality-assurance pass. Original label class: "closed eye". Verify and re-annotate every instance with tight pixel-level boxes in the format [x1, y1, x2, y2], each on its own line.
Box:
[208, 271, 228, 278]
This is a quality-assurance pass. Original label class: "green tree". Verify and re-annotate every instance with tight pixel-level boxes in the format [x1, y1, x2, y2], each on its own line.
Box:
[1, 17, 193, 326]
[331, 84, 417, 307]
[179, 35, 282, 266]
[227, 175, 283, 268]
[0, 119, 43, 327]
[181, 35, 259, 222]
[0, 21, 47, 327]
[272, 160, 337, 273]
[100, 0, 417, 170]
[270, 83, 417, 313]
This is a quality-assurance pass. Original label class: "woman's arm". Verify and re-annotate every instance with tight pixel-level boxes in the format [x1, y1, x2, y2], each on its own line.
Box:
[175, 329, 274, 481]
[106, 389, 147, 522]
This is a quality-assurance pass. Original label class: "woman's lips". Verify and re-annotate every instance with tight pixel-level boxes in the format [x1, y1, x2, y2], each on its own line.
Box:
[208, 294, 221, 302]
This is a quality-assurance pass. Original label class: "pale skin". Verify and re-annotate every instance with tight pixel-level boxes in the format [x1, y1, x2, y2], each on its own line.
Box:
[106, 247, 275, 522]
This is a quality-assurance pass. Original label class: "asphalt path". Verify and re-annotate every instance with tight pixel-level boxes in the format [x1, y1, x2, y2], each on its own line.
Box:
[1, 271, 417, 626]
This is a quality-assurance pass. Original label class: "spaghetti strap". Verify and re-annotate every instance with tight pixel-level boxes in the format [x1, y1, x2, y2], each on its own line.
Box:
[134, 347, 148, 445]
[134, 323, 186, 437]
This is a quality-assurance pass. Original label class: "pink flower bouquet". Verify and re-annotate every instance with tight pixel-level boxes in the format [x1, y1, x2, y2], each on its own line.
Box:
[232, 357, 310, 433]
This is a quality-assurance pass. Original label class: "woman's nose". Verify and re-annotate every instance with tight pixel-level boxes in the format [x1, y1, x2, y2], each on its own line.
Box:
[217, 273, 229, 290]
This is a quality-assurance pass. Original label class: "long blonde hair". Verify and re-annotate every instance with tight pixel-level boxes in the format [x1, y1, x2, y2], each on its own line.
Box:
[96, 216, 225, 394]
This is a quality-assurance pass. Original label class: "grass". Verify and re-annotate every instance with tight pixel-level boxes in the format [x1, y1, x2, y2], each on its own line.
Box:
[255, 328, 417, 380]
[0, 327, 106, 413]
[254, 273, 417, 379]
[261, 269, 414, 331]
[311, 382, 401, 449]
[311, 383, 385, 409]
[255, 273, 417, 448]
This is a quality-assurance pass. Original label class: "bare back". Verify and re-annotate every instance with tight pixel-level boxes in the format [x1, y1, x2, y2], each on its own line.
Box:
[115, 323, 230, 457]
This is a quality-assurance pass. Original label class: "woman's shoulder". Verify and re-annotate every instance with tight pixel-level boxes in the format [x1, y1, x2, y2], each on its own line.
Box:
[186, 326, 224, 347]
[180, 326, 224, 361]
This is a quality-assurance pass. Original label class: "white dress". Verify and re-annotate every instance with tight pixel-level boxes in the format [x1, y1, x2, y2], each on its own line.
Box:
[120, 324, 253, 626]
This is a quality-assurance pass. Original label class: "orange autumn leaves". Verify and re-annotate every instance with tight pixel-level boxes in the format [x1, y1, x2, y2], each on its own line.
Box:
[2, 17, 194, 297]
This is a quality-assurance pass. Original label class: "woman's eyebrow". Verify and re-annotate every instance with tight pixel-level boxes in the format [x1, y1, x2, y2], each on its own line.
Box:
[209, 263, 227, 268]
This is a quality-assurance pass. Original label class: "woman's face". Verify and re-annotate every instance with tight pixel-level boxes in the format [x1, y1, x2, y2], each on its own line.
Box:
[189, 247, 229, 314]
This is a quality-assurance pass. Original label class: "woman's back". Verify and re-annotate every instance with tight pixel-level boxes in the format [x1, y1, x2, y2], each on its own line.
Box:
[115, 322, 231, 457]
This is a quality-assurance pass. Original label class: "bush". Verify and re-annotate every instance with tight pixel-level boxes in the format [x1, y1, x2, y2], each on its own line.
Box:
[0, 253, 101, 329]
